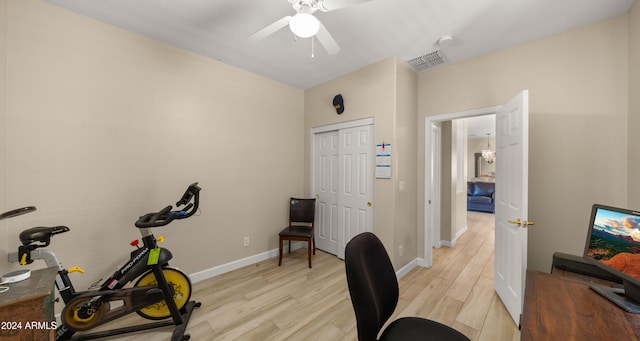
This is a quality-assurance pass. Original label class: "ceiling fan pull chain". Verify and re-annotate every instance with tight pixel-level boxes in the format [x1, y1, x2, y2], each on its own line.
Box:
[311, 36, 315, 58]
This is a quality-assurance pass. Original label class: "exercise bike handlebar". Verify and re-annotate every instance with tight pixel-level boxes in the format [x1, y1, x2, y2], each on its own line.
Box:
[135, 182, 201, 228]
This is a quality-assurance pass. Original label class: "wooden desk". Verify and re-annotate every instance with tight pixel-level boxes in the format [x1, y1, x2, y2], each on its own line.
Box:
[521, 271, 640, 341]
[0, 267, 57, 341]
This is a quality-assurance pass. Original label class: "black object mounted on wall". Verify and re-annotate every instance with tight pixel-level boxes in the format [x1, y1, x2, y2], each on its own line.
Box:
[333, 94, 344, 114]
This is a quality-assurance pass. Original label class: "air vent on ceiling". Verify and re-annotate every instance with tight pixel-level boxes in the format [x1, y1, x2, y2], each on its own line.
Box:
[407, 50, 448, 72]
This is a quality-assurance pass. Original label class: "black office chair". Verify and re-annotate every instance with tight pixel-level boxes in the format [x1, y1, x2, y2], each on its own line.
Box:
[345, 232, 470, 341]
[278, 198, 316, 268]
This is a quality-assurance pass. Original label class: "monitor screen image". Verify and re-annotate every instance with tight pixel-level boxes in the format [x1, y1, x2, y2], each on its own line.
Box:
[584, 204, 640, 313]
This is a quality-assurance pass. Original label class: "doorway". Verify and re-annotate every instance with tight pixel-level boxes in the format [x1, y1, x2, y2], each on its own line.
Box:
[311, 118, 374, 259]
[425, 90, 530, 325]
[424, 107, 499, 266]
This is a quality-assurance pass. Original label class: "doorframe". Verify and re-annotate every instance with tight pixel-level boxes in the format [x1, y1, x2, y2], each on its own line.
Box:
[310, 117, 375, 135]
[423, 107, 499, 267]
[430, 124, 442, 249]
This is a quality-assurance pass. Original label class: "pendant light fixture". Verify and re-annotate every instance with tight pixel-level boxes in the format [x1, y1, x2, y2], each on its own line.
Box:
[482, 133, 496, 164]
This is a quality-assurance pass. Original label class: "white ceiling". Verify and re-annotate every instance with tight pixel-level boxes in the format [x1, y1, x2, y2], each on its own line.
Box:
[466, 115, 495, 138]
[41, 0, 634, 89]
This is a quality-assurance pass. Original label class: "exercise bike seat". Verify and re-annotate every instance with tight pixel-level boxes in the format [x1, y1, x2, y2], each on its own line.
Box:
[20, 226, 69, 245]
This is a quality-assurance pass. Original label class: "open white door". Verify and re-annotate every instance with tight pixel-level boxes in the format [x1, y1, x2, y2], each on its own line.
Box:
[494, 90, 530, 325]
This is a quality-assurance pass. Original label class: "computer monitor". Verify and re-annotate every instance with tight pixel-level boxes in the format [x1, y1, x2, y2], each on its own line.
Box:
[583, 204, 640, 313]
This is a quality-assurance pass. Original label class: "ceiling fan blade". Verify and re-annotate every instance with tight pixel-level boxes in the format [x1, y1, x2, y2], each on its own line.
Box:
[248, 16, 292, 41]
[318, 0, 373, 12]
[315, 22, 340, 55]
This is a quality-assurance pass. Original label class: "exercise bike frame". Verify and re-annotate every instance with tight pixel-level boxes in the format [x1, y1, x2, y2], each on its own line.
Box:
[7, 183, 202, 341]
[26, 228, 174, 304]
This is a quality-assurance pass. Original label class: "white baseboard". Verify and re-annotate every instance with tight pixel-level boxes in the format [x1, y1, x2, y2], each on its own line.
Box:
[440, 225, 468, 248]
[190, 243, 428, 284]
[396, 258, 419, 279]
[416, 257, 430, 268]
[189, 242, 305, 283]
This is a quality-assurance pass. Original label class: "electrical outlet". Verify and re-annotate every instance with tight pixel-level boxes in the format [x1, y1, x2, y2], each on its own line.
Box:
[399, 245, 403, 257]
[243, 236, 250, 247]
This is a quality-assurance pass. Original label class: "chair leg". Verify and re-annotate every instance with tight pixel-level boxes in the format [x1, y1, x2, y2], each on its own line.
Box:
[312, 236, 316, 255]
[278, 237, 283, 266]
[288, 240, 291, 254]
[308, 239, 312, 268]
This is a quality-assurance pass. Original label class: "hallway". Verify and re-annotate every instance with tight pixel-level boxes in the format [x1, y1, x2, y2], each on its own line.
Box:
[397, 211, 519, 340]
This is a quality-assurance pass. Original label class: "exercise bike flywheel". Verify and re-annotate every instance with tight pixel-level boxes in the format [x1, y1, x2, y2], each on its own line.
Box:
[135, 267, 192, 320]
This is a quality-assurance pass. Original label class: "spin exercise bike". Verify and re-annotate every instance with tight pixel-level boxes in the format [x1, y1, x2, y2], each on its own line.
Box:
[7, 183, 202, 340]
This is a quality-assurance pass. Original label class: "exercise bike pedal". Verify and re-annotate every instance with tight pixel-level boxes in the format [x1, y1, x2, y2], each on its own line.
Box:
[143, 288, 165, 304]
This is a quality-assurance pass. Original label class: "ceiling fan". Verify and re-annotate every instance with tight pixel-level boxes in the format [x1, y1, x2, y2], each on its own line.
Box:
[249, 0, 372, 55]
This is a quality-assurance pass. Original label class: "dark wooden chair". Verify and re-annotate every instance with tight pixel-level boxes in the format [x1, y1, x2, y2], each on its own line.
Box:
[278, 198, 316, 268]
[345, 232, 470, 341]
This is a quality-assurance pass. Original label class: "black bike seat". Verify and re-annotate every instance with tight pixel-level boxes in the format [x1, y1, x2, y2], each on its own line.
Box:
[19, 226, 69, 245]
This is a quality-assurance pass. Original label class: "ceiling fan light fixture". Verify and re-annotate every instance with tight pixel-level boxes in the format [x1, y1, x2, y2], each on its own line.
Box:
[289, 12, 320, 38]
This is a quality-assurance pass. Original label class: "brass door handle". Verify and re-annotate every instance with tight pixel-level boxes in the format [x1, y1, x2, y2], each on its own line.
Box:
[367, 202, 372, 207]
[507, 219, 535, 228]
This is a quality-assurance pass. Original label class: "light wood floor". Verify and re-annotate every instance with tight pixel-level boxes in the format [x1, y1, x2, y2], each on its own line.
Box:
[93, 211, 520, 340]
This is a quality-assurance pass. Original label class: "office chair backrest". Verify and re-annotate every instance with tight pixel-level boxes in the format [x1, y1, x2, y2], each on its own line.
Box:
[345, 232, 399, 341]
[289, 198, 315, 225]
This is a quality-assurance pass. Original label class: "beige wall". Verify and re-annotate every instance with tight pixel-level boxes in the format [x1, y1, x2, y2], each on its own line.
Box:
[440, 121, 453, 241]
[0, 0, 7, 275]
[304, 58, 395, 264]
[304, 59, 396, 257]
[439, 120, 468, 243]
[1, 0, 304, 289]
[2, 0, 636, 281]
[629, 1, 640, 207]
[393, 59, 418, 266]
[418, 16, 629, 272]
[304, 57, 418, 269]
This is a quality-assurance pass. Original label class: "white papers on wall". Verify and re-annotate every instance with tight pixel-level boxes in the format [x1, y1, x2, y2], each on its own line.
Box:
[375, 143, 391, 179]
